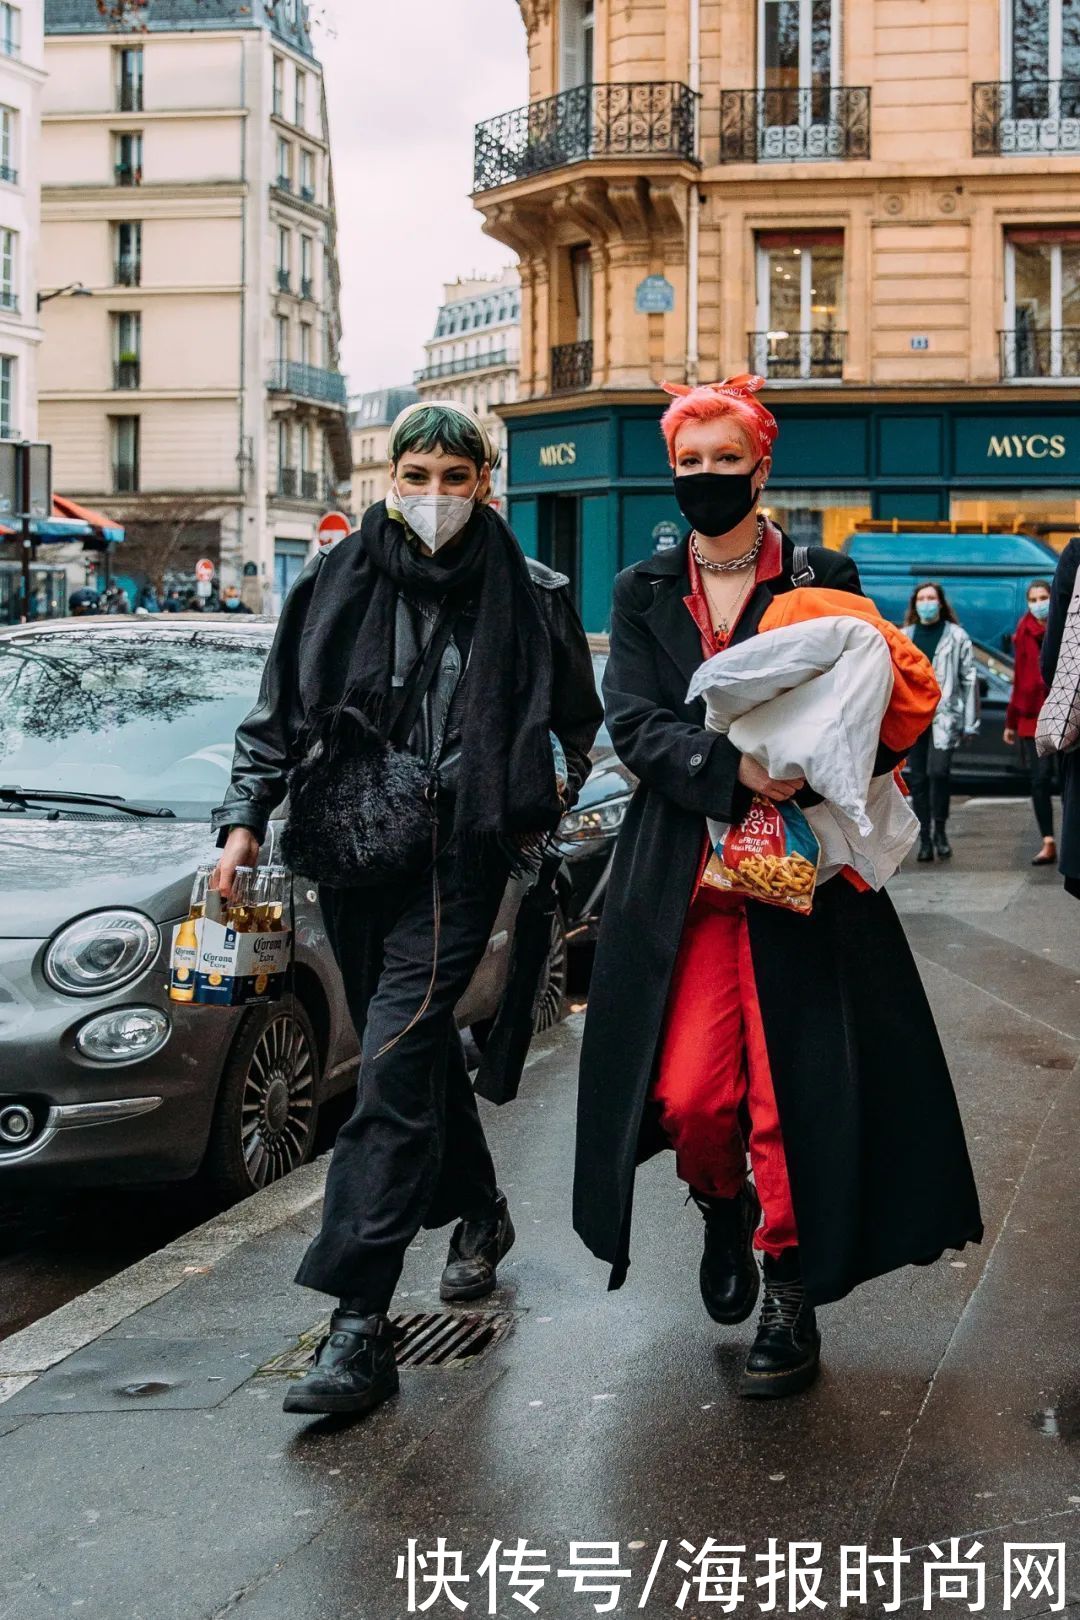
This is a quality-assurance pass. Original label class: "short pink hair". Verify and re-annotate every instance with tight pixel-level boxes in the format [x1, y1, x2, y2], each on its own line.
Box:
[660, 373, 779, 467]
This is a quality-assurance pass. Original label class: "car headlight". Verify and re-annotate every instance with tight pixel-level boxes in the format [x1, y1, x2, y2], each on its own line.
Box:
[44, 910, 161, 997]
[75, 1007, 171, 1063]
[557, 795, 632, 844]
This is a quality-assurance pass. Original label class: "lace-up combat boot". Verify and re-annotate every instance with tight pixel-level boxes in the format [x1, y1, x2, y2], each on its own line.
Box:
[738, 1247, 820, 1399]
[691, 1182, 761, 1324]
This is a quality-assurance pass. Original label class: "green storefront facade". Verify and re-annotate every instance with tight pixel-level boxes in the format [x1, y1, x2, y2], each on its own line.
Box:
[504, 398, 1080, 632]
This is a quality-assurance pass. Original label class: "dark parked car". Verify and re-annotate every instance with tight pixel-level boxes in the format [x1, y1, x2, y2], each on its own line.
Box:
[951, 639, 1026, 786]
[0, 616, 546, 1197]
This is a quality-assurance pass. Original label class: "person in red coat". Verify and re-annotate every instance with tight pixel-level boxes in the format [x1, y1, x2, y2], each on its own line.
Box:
[1005, 579, 1056, 865]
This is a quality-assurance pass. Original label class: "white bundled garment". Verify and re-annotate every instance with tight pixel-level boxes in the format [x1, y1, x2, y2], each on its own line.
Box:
[685, 616, 919, 890]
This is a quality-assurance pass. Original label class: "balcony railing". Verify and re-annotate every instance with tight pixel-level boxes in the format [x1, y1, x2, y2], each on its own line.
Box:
[1000, 328, 1080, 380]
[115, 163, 142, 186]
[114, 359, 141, 390]
[0, 289, 17, 314]
[748, 329, 846, 380]
[720, 87, 870, 162]
[276, 268, 291, 292]
[267, 359, 348, 406]
[474, 80, 697, 192]
[416, 349, 509, 382]
[0, 164, 16, 186]
[118, 81, 143, 113]
[551, 340, 593, 393]
[300, 276, 314, 300]
[301, 184, 316, 202]
[301, 470, 319, 499]
[115, 257, 140, 287]
[278, 466, 298, 496]
[277, 175, 293, 192]
[973, 80, 1080, 155]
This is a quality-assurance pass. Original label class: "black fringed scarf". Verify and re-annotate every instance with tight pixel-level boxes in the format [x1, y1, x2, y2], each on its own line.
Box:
[294, 500, 562, 863]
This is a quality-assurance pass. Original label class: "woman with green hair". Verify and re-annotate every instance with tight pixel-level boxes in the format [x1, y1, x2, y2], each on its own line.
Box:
[213, 399, 600, 1418]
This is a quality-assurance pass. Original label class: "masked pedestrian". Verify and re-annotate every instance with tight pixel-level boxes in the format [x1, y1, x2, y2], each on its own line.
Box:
[574, 376, 982, 1400]
[1004, 579, 1056, 866]
[1039, 537, 1080, 900]
[902, 581, 978, 862]
[213, 400, 601, 1419]
[220, 585, 252, 614]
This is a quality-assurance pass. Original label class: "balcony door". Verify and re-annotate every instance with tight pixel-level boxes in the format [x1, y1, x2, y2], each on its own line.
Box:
[1004, 0, 1080, 127]
[758, 0, 840, 158]
[559, 0, 593, 91]
[1004, 229, 1080, 378]
[754, 231, 843, 379]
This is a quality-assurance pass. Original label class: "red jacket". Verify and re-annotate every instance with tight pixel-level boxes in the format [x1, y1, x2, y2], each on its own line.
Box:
[1007, 612, 1049, 737]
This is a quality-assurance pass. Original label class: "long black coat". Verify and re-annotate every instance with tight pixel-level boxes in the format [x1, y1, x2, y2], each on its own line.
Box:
[574, 534, 983, 1305]
[1042, 536, 1080, 892]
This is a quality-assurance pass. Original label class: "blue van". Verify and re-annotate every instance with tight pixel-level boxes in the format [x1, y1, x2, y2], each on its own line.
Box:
[841, 529, 1061, 651]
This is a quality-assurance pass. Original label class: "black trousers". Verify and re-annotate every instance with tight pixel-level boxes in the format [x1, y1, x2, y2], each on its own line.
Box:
[1019, 735, 1056, 839]
[294, 838, 510, 1311]
[907, 727, 953, 834]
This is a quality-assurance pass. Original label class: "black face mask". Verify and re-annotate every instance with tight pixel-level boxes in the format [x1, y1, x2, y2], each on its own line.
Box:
[672, 459, 763, 538]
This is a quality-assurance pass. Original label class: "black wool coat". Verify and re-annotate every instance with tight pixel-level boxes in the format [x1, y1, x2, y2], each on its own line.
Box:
[573, 534, 984, 1304]
[1041, 536, 1080, 892]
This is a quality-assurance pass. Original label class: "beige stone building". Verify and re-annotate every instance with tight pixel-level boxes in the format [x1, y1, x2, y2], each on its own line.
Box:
[38, 0, 350, 609]
[415, 267, 521, 505]
[350, 383, 419, 519]
[473, 0, 1080, 628]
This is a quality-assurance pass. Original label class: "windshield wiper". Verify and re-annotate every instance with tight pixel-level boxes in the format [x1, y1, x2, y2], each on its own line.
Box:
[0, 785, 176, 819]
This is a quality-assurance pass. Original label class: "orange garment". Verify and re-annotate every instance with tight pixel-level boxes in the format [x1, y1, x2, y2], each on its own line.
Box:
[759, 587, 940, 754]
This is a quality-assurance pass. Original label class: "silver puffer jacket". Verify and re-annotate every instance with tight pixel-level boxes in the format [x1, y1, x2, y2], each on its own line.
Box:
[902, 619, 979, 750]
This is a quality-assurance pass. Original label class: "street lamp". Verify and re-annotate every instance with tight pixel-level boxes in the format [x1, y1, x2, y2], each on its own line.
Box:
[37, 282, 93, 312]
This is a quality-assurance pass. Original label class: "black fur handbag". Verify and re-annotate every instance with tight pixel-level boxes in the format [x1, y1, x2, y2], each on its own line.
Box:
[281, 616, 453, 888]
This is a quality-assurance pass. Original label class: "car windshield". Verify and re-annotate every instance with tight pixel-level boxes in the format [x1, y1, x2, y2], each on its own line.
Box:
[590, 653, 611, 748]
[0, 627, 270, 820]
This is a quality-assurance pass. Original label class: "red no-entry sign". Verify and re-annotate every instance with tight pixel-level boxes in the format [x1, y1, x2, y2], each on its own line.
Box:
[194, 557, 215, 582]
[317, 511, 352, 550]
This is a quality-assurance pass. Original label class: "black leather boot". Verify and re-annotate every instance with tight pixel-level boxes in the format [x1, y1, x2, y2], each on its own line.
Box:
[691, 1182, 761, 1324]
[282, 1310, 399, 1416]
[738, 1248, 820, 1399]
[440, 1189, 515, 1302]
[917, 835, 935, 863]
[934, 823, 952, 859]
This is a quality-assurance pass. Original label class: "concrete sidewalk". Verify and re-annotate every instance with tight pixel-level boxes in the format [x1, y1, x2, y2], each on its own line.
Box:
[2, 797, 1080, 1620]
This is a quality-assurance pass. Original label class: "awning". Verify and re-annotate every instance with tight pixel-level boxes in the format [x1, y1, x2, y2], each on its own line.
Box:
[0, 496, 125, 546]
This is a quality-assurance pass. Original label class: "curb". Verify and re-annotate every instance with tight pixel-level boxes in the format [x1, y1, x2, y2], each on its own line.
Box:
[0, 1154, 329, 1404]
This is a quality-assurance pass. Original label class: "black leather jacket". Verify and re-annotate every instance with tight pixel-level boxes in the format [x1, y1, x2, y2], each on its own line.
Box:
[211, 553, 602, 845]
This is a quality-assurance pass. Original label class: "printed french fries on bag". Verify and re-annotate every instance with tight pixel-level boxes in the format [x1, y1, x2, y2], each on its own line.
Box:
[702, 794, 820, 915]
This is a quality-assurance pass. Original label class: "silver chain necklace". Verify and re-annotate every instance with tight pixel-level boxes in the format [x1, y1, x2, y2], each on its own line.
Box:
[691, 514, 765, 573]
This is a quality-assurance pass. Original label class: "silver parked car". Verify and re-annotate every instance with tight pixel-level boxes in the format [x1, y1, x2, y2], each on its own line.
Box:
[0, 616, 531, 1199]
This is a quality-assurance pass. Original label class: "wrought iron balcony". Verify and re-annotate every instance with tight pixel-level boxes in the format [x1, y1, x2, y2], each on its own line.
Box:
[0, 290, 18, 314]
[301, 184, 316, 203]
[301, 471, 319, 499]
[748, 329, 846, 380]
[0, 164, 16, 185]
[973, 80, 1080, 154]
[300, 276, 314, 301]
[416, 349, 509, 382]
[114, 359, 141, 390]
[474, 81, 697, 192]
[118, 81, 143, 113]
[1000, 328, 1080, 380]
[115, 257, 140, 287]
[276, 268, 291, 292]
[551, 340, 593, 393]
[719, 87, 870, 163]
[114, 163, 142, 186]
[278, 466, 298, 496]
[267, 359, 348, 407]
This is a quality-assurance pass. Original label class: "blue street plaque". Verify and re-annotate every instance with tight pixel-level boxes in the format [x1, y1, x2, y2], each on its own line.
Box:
[635, 274, 676, 315]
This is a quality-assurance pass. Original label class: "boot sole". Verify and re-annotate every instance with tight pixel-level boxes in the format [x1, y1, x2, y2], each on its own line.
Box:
[738, 1347, 821, 1401]
[439, 1217, 516, 1303]
[700, 1187, 761, 1325]
[282, 1374, 399, 1417]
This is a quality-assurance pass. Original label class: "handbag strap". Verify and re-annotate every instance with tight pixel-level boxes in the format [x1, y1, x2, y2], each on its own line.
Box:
[791, 544, 815, 587]
[386, 607, 459, 750]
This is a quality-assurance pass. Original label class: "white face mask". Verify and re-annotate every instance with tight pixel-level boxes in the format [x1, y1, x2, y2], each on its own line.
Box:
[392, 480, 479, 553]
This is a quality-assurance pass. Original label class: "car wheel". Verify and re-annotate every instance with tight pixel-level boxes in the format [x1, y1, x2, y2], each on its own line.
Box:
[532, 905, 569, 1034]
[201, 995, 320, 1203]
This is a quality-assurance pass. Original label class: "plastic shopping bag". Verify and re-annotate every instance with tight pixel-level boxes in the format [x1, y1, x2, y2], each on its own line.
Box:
[702, 794, 821, 915]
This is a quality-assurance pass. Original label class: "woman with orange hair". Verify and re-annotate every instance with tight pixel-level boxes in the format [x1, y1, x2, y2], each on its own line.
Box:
[575, 377, 982, 1399]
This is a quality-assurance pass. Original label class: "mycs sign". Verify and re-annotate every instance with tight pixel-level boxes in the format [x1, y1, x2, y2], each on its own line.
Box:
[987, 432, 1066, 460]
[538, 441, 576, 468]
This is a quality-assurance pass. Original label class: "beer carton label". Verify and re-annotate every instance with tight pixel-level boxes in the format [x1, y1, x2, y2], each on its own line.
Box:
[170, 916, 293, 1006]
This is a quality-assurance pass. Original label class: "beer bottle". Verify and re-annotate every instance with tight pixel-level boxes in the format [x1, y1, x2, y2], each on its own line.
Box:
[265, 866, 289, 931]
[188, 866, 213, 919]
[204, 879, 226, 926]
[227, 866, 256, 933]
[170, 913, 199, 1002]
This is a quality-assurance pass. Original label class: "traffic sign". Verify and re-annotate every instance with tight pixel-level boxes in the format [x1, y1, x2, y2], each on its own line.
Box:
[195, 557, 215, 582]
[317, 510, 351, 549]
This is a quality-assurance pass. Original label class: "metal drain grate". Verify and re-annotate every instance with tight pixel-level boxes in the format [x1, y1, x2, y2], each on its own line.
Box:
[257, 1309, 516, 1378]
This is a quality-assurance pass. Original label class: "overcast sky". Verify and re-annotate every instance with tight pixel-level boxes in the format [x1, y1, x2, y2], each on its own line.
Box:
[316, 1, 528, 397]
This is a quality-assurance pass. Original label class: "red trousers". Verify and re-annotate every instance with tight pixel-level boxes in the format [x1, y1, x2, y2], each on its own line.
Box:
[652, 892, 798, 1257]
